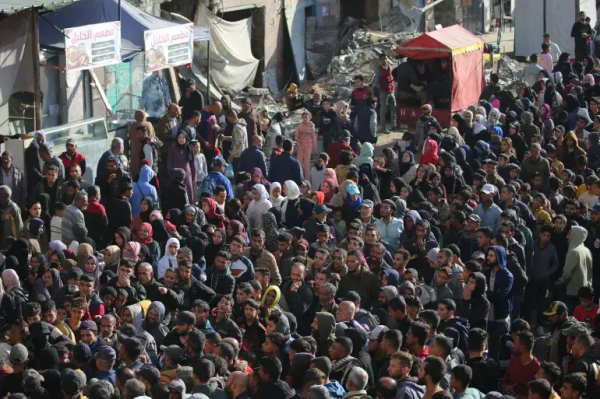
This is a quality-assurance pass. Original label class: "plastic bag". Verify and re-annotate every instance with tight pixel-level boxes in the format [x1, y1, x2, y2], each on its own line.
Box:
[225, 162, 235, 179]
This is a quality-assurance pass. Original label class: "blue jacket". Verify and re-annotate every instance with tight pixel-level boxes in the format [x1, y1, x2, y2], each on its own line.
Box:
[324, 380, 346, 399]
[268, 152, 304, 185]
[396, 379, 425, 399]
[131, 165, 159, 216]
[239, 145, 268, 177]
[484, 246, 514, 320]
[205, 171, 234, 199]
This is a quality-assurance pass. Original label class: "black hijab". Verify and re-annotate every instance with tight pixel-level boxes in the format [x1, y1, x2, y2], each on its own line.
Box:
[398, 151, 415, 176]
[139, 196, 155, 223]
[151, 219, 173, 250]
[205, 228, 227, 266]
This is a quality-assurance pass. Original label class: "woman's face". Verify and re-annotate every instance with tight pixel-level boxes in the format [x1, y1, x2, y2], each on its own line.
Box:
[265, 290, 277, 306]
[390, 182, 397, 194]
[185, 210, 195, 223]
[321, 184, 330, 194]
[400, 187, 410, 199]
[168, 242, 178, 256]
[300, 184, 308, 195]
[272, 187, 281, 197]
[252, 173, 260, 183]
[30, 203, 41, 218]
[30, 256, 40, 273]
[451, 119, 458, 127]
[444, 168, 453, 177]
[282, 184, 288, 196]
[177, 134, 186, 145]
[115, 234, 124, 247]
[227, 225, 234, 237]
[555, 218, 566, 231]
[139, 225, 149, 240]
[242, 194, 251, 206]
[140, 200, 149, 213]
[252, 188, 260, 202]
[402, 152, 411, 163]
[417, 166, 426, 178]
[104, 250, 112, 264]
[43, 271, 53, 287]
[432, 175, 440, 185]
[213, 230, 223, 245]
[325, 169, 334, 179]
[425, 142, 431, 152]
[84, 259, 96, 273]
[509, 127, 517, 135]
[201, 201, 211, 214]
[193, 143, 201, 154]
[501, 141, 509, 152]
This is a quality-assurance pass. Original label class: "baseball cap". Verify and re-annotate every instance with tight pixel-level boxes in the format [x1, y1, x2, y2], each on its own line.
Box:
[168, 379, 187, 395]
[360, 200, 374, 209]
[80, 320, 98, 332]
[553, 126, 565, 133]
[175, 311, 196, 326]
[296, 239, 309, 249]
[160, 345, 184, 364]
[480, 184, 496, 195]
[342, 291, 361, 303]
[118, 335, 143, 355]
[314, 203, 332, 214]
[61, 369, 86, 396]
[23, 369, 44, 385]
[473, 171, 486, 181]
[29, 321, 51, 336]
[94, 346, 116, 362]
[135, 364, 161, 384]
[543, 301, 568, 317]
[467, 214, 481, 223]
[471, 251, 485, 261]
[562, 323, 590, 337]
[10, 344, 28, 365]
[347, 184, 360, 196]
[119, 323, 138, 338]
[73, 343, 92, 362]
[368, 325, 389, 340]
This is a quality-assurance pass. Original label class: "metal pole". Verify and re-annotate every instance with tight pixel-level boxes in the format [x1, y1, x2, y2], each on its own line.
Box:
[118, 0, 121, 22]
[206, 39, 211, 103]
[32, 8, 42, 132]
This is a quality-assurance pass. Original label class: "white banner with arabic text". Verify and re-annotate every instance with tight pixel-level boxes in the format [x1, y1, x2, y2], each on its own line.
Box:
[64, 22, 121, 71]
[144, 23, 194, 73]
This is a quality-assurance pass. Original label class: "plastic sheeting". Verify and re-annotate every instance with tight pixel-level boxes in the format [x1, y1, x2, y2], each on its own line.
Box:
[194, 5, 259, 91]
[284, 4, 307, 83]
[452, 48, 484, 111]
[0, 9, 35, 106]
[515, 0, 597, 58]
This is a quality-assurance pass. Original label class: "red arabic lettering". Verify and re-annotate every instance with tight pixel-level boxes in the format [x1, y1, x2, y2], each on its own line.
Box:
[95, 28, 116, 40]
[72, 30, 92, 43]
[171, 31, 189, 41]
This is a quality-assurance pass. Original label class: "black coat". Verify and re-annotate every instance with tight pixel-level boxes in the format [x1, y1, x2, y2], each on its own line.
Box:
[161, 181, 188, 213]
[177, 276, 216, 309]
[106, 276, 146, 305]
[106, 196, 132, 235]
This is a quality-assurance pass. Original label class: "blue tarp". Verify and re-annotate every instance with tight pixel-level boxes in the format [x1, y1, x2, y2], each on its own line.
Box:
[39, 0, 179, 59]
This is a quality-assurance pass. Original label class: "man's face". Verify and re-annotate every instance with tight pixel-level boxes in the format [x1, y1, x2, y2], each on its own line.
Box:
[477, 232, 489, 249]
[486, 249, 498, 266]
[71, 306, 85, 321]
[393, 253, 406, 271]
[314, 251, 328, 269]
[319, 287, 333, 305]
[66, 143, 76, 155]
[370, 246, 383, 263]
[244, 305, 258, 320]
[560, 383, 577, 399]
[192, 306, 208, 323]
[387, 359, 404, 379]
[163, 270, 178, 287]
[43, 310, 56, 324]
[437, 252, 450, 267]
[290, 266, 304, 284]
[230, 240, 244, 256]
[277, 240, 290, 253]
[147, 307, 159, 325]
[347, 255, 360, 273]
[314, 272, 328, 291]
[332, 251, 345, 268]
[138, 266, 153, 285]
[218, 297, 232, 314]
[348, 238, 362, 252]
[361, 206, 373, 219]
[70, 165, 82, 180]
[1, 154, 12, 169]
[416, 225, 427, 239]
[79, 280, 93, 297]
[80, 329, 96, 346]
[466, 218, 480, 232]
[236, 289, 249, 304]
[580, 12, 586, 21]
[100, 317, 115, 337]
[262, 338, 277, 355]
[540, 231, 552, 245]
[46, 170, 58, 185]
[380, 204, 392, 218]
[365, 230, 378, 245]
[178, 266, 191, 282]
[215, 256, 228, 271]
[328, 342, 344, 360]
[355, 79, 364, 89]
[437, 272, 450, 287]
[107, 161, 118, 173]
[566, 204, 578, 217]
[251, 235, 264, 251]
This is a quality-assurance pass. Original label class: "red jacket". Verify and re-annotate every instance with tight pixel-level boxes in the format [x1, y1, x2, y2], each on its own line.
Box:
[328, 141, 357, 168]
[59, 151, 86, 174]
[377, 64, 395, 94]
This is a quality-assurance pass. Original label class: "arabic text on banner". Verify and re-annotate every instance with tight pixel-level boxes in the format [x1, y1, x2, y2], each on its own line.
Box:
[64, 22, 121, 71]
[144, 24, 194, 73]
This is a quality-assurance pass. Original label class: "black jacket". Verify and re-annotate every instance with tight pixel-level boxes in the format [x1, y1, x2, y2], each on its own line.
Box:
[281, 280, 314, 336]
[106, 196, 132, 235]
[253, 381, 294, 399]
[83, 209, 109, 249]
[177, 276, 216, 309]
[106, 276, 146, 305]
[143, 278, 185, 311]
[161, 181, 188, 213]
[467, 356, 500, 394]
[0, 286, 28, 326]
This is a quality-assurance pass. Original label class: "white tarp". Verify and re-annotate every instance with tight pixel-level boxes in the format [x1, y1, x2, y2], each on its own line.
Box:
[194, 5, 259, 91]
[515, 0, 597, 57]
[0, 9, 35, 106]
[284, 4, 307, 83]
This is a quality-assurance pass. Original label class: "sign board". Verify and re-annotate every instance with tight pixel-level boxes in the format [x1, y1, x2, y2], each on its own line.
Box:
[144, 24, 194, 73]
[64, 22, 121, 71]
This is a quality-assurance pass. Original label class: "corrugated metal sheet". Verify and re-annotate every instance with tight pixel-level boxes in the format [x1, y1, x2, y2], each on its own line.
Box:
[0, 0, 76, 13]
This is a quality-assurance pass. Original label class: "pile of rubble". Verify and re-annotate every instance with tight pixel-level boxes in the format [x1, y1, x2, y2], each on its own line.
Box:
[496, 54, 526, 87]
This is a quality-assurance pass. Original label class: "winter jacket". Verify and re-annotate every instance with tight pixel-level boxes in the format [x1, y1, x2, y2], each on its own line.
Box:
[131, 165, 158, 217]
[396, 378, 425, 399]
[455, 388, 485, 399]
[520, 155, 551, 188]
[106, 196, 132, 234]
[440, 317, 470, 355]
[324, 380, 346, 399]
[176, 275, 215, 309]
[0, 165, 27, 211]
[253, 381, 295, 399]
[459, 272, 490, 330]
[484, 246, 514, 320]
[268, 153, 304, 185]
[318, 109, 341, 137]
[239, 145, 268, 177]
[315, 312, 336, 357]
[244, 248, 282, 286]
[61, 204, 87, 246]
[205, 266, 235, 300]
[209, 314, 243, 342]
[141, 301, 169, 346]
[531, 240, 559, 280]
[562, 226, 593, 296]
[0, 287, 28, 326]
[338, 266, 381, 310]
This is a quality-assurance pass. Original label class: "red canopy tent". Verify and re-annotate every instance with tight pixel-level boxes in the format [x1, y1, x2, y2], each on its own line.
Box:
[393, 25, 485, 125]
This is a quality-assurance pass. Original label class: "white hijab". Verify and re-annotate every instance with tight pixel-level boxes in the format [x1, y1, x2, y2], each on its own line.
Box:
[247, 184, 271, 218]
[269, 182, 285, 209]
[281, 180, 300, 223]
[157, 237, 180, 279]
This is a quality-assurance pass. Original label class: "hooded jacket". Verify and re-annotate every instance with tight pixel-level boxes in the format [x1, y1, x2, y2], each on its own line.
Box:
[281, 278, 314, 335]
[459, 272, 490, 330]
[315, 312, 336, 356]
[125, 302, 158, 364]
[353, 142, 374, 167]
[344, 328, 375, 389]
[338, 265, 381, 310]
[562, 226, 593, 296]
[131, 165, 159, 217]
[141, 301, 168, 346]
[396, 378, 425, 399]
[484, 246, 514, 320]
[205, 264, 236, 300]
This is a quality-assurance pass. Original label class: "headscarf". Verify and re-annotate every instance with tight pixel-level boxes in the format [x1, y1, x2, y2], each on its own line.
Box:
[420, 139, 439, 165]
[34, 268, 63, 300]
[77, 243, 93, 266]
[247, 183, 271, 221]
[151, 219, 173, 250]
[157, 237, 180, 278]
[28, 218, 44, 237]
[297, 198, 315, 225]
[48, 240, 66, 255]
[324, 168, 339, 188]
[2, 269, 20, 292]
[139, 196, 156, 223]
[6, 239, 30, 279]
[229, 220, 247, 241]
[585, 73, 595, 85]
[314, 191, 325, 204]
[205, 228, 227, 267]
[262, 212, 279, 253]
[123, 242, 141, 260]
[114, 227, 131, 249]
[186, 236, 205, 263]
[137, 222, 154, 246]
[269, 182, 285, 208]
[244, 168, 270, 193]
[334, 101, 349, 117]
[261, 285, 282, 309]
[540, 103, 552, 121]
[398, 151, 416, 176]
[175, 132, 194, 162]
[346, 184, 363, 212]
[382, 147, 400, 177]
[473, 114, 487, 135]
[104, 245, 121, 268]
[82, 254, 100, 288]
[35, 194, 52, 230]
[321, 179, 336, 204]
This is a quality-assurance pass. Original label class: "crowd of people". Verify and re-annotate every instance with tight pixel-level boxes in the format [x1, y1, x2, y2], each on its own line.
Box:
[3, 14, 600, 399]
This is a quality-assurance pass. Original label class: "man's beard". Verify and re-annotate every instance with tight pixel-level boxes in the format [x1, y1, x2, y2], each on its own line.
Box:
[314, 163, 324, 170]
[486, 261, 498, 268]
